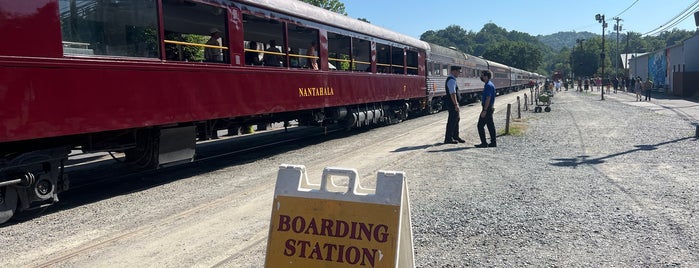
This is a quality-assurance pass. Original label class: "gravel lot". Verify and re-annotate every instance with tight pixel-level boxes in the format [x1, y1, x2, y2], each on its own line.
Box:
[407, 89, 699, 267]
[1, 88, 697, 267]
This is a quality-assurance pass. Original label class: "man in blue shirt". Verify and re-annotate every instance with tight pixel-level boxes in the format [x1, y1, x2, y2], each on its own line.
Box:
[475, 70, 497, 148]
[443, 66, 465, 144]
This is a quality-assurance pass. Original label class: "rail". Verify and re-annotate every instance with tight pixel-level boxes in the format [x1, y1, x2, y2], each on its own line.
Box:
[164, 39, 228, 50]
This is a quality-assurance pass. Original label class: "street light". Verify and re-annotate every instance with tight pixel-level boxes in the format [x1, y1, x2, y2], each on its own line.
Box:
[596, 13, 607, 100]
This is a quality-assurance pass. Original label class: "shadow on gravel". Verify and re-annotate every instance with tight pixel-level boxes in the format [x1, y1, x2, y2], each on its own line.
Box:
[550, 136, 695, 168]
[392, 143, 439, 152]
[426, 146, 476, 153]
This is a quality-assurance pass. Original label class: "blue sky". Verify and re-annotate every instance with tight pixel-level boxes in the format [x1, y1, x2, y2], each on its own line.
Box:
[344, 0, 699, 38]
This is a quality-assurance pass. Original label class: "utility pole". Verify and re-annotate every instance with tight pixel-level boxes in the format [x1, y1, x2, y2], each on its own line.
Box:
[575, 39, 584, 79]
[613, 17, 623, 78]
[596, 14, 607, 100]
[624, 32, 631, 82]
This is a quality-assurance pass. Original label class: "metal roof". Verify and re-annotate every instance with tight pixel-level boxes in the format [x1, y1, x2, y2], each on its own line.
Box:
[236, 0, 429, 50]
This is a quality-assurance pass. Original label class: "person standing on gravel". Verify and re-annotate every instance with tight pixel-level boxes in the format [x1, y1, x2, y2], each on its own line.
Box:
[476, 70, 497, 148]
[634, 77, 642, 101]
[443, 66, 465, 144]
[644, 78, 653, 101]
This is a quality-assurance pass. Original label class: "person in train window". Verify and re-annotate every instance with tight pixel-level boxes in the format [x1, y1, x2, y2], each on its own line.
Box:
[245, 41, 261, 65]
[306, 41, 318, 70]
[443, 66, 465, 144]
[263, 40, 283, 67]
[475, 70, 497, 148]
[205, 28, 223, 62]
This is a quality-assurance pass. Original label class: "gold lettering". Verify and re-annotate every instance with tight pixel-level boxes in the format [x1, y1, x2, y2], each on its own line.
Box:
[298, 87, 335, 97]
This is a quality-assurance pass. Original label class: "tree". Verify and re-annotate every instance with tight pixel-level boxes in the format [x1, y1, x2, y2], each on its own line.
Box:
[482, 41, 542, 71]
[300, 0, 347, 15]
[657, 29, 693, 47]
[420, 23, 546, 73]
[420, 25, 474, 54]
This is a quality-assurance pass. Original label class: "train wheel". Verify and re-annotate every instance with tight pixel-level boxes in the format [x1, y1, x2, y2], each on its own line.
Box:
[0, 186, 18, 224]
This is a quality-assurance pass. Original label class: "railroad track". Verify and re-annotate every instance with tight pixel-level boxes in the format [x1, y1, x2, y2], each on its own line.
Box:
[62, 125, 340, 192]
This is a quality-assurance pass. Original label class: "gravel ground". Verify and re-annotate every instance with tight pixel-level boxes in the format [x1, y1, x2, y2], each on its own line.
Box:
[1, 88, 697, 267]
[403, 89, 699, 267]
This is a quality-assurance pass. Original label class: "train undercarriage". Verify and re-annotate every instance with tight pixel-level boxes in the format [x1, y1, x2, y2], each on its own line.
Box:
[0, 99, 418, 224]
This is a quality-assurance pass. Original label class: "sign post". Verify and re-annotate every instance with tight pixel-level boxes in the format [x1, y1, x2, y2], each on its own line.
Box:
[265, 164, 414, 268]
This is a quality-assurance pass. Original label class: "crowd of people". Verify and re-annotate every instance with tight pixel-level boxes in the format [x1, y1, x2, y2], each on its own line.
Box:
[563, 76, 655, 101]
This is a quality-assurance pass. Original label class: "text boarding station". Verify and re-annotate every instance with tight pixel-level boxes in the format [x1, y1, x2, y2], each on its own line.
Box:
[265, 164, 414, 268]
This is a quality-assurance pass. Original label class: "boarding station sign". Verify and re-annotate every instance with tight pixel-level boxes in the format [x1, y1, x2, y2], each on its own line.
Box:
[265, 165, 414, 268]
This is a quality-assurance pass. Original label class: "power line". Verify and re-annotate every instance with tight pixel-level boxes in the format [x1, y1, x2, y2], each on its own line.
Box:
[614, 0, 639, 17]
[643, 0, 699, 36]
[570, 0, 638, 33]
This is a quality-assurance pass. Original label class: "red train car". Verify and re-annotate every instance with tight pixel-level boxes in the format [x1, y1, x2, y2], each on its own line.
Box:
[0, 0, 428, 223]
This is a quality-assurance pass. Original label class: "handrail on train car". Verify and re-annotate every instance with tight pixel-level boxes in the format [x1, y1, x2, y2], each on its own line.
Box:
[164, 40, 228, 50]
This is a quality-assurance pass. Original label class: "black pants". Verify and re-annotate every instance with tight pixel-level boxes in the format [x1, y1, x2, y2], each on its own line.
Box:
[477, 108, 496, 145]
[645, 89, 651, 101]
[444, 107, 460, 141]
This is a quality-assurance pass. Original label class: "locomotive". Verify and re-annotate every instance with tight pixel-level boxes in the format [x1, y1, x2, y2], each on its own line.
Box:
[0, 0, 543, 223]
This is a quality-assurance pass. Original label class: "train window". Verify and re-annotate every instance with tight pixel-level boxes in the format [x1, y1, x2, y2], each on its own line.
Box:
[391, 47, 404, 74]
[352, 38, 371, 72]
[432, 63, 441, 76]
[243, 40, 263, 66]
[59, 0, 159, 58]
[242, 14, 286, 67]
[406, 50, 418, 75]
[287, 25, 319, 69]
[376, 43, 390, 73]
[328, 32, 351, 71]
[162, 0, 228, 63]
[441, 65, 448, 76]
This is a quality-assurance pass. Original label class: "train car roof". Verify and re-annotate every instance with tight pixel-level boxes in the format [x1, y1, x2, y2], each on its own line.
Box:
[485, 59, 510, 70]
[426, 43, 487, 66]
[235, 0, 429, 50]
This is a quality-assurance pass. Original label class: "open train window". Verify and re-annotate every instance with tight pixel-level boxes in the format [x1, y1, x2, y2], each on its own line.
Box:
[162, 0, 228, 63]
[287, 24, 319, 69]
[406, 50, 418, 75]
[352, 38, 371, 72]
[243, 14, 286, 67]
[59, 0, 159, 58]
[328, 32, 351, 71]
[391, 47, 404, 74]
[376, 43, 390, 73]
